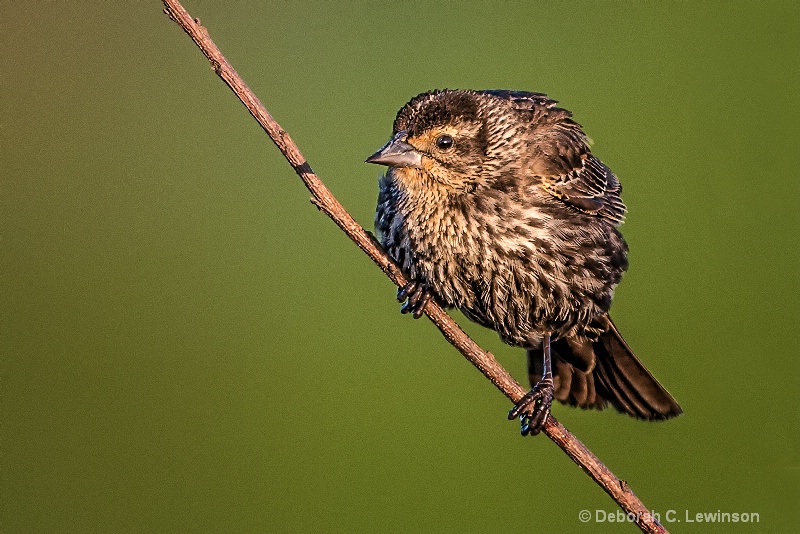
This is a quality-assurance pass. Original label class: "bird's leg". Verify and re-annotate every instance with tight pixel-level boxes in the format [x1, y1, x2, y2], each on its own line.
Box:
[397, 280, 432, 319]
[508, 334, 555, 436]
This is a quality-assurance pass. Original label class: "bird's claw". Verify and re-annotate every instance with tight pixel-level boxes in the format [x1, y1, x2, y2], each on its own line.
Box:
[508, 377, 555, 436]
[397, 281, 432, 319]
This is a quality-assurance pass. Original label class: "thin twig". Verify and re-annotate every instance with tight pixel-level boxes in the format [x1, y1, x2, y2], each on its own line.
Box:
[161, 1, 669, 532]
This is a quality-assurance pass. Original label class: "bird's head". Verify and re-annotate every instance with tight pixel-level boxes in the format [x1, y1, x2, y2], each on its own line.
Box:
[366, 90, 496, 195]
[367, 89, 569, 198]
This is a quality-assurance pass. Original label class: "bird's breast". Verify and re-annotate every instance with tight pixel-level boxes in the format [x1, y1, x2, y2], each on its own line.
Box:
[381, 184, 626, 346]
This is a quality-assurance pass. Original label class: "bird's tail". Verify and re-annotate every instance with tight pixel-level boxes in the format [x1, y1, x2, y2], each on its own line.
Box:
[528, 318, 682, 420]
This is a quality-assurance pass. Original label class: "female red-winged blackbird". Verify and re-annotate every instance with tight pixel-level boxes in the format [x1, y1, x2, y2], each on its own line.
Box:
[367, 89, 681, 435]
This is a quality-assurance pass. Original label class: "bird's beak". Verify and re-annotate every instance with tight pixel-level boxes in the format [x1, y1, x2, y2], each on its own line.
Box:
[365, 131, 423, 169]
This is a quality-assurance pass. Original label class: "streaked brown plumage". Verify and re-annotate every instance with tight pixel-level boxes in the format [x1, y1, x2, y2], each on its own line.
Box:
[367, 89, 681, 435]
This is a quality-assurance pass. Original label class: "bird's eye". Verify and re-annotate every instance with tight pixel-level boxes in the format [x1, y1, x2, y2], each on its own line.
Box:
[435, 134, 454, 151]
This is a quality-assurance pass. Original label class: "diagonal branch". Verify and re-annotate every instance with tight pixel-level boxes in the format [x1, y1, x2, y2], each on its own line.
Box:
[162, 1, 669, 532]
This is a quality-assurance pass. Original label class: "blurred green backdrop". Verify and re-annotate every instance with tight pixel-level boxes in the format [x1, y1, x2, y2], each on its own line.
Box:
[3, 1, 798, 532]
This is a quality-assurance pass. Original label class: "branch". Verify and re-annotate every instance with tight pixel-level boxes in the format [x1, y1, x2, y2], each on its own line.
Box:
[162, 2, 669, 532]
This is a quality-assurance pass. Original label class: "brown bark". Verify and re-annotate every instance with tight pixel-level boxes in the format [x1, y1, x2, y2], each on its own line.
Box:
[162, 2, 670, 532]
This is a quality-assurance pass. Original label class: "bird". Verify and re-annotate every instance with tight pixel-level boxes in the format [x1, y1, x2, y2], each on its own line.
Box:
[366, 89, 682, 436]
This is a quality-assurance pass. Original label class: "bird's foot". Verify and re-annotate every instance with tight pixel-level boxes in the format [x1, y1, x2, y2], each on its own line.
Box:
[397, 280, 432, 319]
[508, 377, 554, 436]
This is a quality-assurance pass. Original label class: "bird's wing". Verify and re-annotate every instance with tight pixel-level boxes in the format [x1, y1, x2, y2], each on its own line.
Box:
[528, 123, 627, 225]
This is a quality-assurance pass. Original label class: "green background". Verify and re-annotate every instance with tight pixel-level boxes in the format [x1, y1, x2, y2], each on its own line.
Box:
[3, 1, 798, 532]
